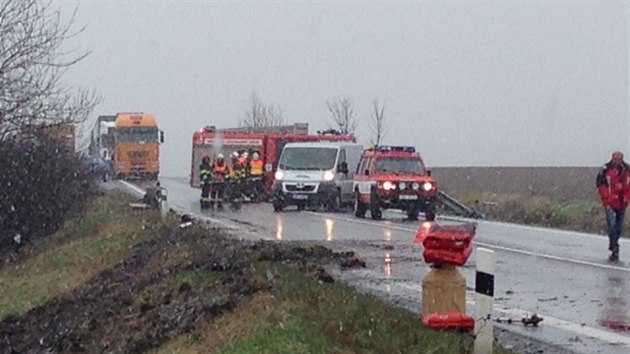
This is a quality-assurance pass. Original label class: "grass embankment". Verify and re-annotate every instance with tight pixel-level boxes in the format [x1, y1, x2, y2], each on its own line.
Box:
[0, 192, 174, 319]
[0, 191, 513, 354]
[449, 191, 610, 234]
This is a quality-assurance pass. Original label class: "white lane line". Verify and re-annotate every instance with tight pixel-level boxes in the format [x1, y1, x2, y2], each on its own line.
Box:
[391, 282, 630, 347]
[473, 241, 630, 273]
[304, 211, 630, 273]
[119, 180, 146, 196]
[440, 214, 630, 245]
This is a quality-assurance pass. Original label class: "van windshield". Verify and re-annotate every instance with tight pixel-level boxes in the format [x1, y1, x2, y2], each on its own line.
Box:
[279, 147, 338, 170]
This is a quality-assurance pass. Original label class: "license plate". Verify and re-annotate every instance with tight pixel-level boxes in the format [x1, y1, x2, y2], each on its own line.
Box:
[292, 194, 308, 200]
[399, 195, 418, 200]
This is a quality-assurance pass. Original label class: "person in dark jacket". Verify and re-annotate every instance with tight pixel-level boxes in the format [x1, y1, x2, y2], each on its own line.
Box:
[596, 151, 630, 261]
[199, 154, 212, 209]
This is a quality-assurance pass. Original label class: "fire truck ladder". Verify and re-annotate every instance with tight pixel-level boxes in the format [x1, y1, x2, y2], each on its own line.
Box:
[437, 191, 484, 219]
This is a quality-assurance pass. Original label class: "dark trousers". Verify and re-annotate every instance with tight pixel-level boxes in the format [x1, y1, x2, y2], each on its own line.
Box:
[211, 183, 224, 205]
[605, 207, 625, 253]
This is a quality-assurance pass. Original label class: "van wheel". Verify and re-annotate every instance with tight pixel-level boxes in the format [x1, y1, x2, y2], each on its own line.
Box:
[425, 210, 436, 222]
[273, 201, 284, 212]
[371, 208, 382, 220]
[297, 203, 305, 211]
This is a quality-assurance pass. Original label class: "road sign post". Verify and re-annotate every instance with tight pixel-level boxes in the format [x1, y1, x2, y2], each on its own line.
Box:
[474, 247, 495, 354]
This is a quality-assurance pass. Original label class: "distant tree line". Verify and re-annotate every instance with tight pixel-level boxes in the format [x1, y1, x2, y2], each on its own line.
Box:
[239, 92, 388, 146]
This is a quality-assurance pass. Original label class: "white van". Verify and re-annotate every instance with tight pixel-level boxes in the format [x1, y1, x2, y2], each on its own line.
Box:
[271, 141, 363, 211]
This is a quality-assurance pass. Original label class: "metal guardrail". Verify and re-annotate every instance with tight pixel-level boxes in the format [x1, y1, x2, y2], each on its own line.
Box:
[437, 191, 485, 219]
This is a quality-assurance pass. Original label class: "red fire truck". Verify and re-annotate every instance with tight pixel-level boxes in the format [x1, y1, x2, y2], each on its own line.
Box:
[190, 124, 356, 196]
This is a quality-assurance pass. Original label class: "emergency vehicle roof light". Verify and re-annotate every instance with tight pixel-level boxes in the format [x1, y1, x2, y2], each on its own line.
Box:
[378, 145, 416, 153]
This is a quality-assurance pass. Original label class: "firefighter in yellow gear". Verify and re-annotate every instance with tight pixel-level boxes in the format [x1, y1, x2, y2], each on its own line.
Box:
[249, 151, 264, 177]
[211, 153, 230, 208]
[199, 154, 212, 209]
[247, 151, 265, 202]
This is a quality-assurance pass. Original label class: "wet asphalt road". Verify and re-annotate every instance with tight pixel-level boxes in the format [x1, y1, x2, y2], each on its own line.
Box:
[121, 177, 630, 354]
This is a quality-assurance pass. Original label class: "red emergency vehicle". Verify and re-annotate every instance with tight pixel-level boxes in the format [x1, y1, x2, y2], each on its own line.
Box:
[190, 124, 355, 195]
[353, 145, 438, 221]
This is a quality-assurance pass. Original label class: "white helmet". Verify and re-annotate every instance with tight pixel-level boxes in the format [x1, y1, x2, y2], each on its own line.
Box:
[232, 151, 239, 158]
[252, 152, 260, 159]
[217, 153, 224, 159]
[242, 151, 249, 158]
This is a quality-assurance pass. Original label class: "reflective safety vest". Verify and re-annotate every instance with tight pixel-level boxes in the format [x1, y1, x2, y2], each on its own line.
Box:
[199, 162, 212, 184]
[231, 160, 247, 181]
[250, 159, 263, 176]
[212, 162, 229, 182]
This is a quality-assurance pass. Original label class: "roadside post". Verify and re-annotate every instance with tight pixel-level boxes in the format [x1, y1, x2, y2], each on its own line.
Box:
[474, 248, 495, 354]
[159, 186, 168, 218]
[414, 222, 477, 331]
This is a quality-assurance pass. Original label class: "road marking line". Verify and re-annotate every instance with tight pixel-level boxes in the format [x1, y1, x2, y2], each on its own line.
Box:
[473, 241, 630, 272]
[119, 180, 146, 195]
[390, 282, 630, 347]
[440, 214, 630, 245]
[304, 211, 630, 272]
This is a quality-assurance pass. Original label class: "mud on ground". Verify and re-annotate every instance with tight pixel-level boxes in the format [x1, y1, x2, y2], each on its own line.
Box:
[0, 225, 364, 354]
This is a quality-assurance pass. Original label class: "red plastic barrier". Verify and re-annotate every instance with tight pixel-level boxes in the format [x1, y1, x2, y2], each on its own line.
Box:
[422, 312, 475, 331]
[414, 222, 477, 265]
[423, 243, 474, 266]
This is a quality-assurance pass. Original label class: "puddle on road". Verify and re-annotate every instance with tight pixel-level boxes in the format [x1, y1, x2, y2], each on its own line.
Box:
[598, 273, 630, 333]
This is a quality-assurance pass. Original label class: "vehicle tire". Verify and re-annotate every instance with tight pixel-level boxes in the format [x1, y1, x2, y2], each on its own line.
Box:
[273, 201, 284, 212]
[354, 192, 367, 218]
[425, 209, 436, 222]
[297, 203, 305, 211]
[407, 205, 419, 221]
[370, 188, 382, 220]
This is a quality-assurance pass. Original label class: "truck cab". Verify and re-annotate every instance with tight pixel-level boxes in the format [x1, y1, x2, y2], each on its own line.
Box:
[272, 141, 363, 212]
[353, 145, 437, 221]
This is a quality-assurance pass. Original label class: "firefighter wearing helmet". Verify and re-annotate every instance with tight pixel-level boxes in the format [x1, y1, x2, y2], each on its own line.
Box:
[211, 153, 230, 209]
[199, 154, 212, 209]
[248, 151, 265, 202]
[231, 151, 247, 181]
[249, 151, 263, 177]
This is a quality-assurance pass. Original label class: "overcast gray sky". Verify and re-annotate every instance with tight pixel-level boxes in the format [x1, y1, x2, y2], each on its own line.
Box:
[57, 1, 629, 176]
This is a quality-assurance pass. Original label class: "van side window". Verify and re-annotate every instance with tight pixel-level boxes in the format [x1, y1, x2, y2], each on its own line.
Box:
[357, 156, 367, 174]
[366, 158, 373, 174]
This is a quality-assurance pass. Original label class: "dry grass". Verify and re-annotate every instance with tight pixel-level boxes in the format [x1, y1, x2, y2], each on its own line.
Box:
[450, 191, 609, 234]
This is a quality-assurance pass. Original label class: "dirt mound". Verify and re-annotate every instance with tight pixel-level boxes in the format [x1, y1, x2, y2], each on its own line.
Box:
[0, 226, 365, 354]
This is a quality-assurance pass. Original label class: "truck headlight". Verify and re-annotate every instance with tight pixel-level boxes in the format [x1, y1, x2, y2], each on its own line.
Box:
[323, 170, 335, 181]
[422, 182, 433, 191]
[399, 182, 407, 190]
[383, 181, 395, 190]
[412, 182, 420, 190]
[275, 171, 284, 180]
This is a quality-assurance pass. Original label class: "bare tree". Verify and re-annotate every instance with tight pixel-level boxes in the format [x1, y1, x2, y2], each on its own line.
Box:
[239, 91, 285, 129]
[369, 98, 387, 146]
[326, 96, 357, 135]
[0, 0, 101, 141]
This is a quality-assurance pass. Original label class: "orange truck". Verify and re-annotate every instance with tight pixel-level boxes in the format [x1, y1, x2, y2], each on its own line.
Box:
[113, 112, 164, 180]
